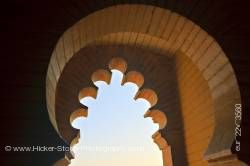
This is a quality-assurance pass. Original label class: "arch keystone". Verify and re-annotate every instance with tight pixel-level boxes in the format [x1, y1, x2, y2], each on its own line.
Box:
[108, 57, 127, 73]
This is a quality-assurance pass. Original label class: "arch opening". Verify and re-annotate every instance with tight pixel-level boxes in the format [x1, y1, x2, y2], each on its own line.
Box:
[68, 57, 171, 165]
[48, 4, 243, 166]
[70, 70, 163, 166]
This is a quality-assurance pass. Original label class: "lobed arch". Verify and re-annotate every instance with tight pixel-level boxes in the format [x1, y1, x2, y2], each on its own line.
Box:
[47, 4, 243, 165]
[68, 57, 172, 166]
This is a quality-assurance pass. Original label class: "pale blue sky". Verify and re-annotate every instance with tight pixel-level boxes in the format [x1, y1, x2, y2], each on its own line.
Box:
[70, 70, 162, 166]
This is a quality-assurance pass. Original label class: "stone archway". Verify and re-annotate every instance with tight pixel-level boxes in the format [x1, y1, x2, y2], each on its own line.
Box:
[47, 4, 243, 166]
[69, 57, 172, 166]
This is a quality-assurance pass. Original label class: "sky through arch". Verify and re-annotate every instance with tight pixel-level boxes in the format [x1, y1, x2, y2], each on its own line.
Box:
[70, 70, 162, 166]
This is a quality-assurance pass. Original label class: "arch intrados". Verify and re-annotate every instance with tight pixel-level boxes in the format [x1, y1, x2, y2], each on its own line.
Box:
[47, 4, 242, 164]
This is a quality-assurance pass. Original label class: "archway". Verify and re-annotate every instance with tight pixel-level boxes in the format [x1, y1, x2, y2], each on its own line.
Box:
[48, 4, 243, 166]
[69, 58, 171, 166]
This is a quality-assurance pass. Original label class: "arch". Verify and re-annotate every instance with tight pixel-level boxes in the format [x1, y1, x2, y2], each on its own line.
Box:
[68, 57, 172, 165]
[47, 4, 242, 165]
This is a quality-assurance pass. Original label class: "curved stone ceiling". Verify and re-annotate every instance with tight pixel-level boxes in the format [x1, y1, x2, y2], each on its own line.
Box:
[47, 4, 242, 165]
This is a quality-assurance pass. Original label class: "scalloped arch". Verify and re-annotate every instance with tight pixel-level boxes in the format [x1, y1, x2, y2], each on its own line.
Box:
[47, 4, 242, 165]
